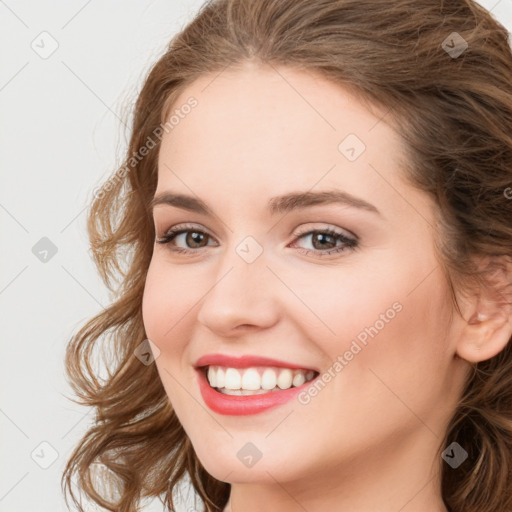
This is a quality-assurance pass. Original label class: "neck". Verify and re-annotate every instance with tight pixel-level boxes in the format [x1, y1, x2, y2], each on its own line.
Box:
[223, 432, 449, 512]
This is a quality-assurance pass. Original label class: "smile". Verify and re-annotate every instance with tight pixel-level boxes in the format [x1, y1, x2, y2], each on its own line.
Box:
[193, 353, 321, 415]
[205, 365, 317, 395]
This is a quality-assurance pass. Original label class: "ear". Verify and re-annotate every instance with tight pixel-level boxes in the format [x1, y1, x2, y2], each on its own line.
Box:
[455, 256, 512, 363]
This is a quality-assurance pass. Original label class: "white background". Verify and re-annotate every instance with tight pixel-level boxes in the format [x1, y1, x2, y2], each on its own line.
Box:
[1, 1, 511, 511]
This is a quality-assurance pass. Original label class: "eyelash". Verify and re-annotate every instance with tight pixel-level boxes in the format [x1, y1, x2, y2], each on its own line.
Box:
[155, 223, 358, 257]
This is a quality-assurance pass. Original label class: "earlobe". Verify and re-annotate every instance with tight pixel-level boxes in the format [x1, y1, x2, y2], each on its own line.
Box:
[456, 312, 511, 363]
[454, 269, 512, 363]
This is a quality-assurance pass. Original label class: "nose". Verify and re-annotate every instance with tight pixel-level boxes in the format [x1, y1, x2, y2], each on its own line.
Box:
[196, 245, 280, 337]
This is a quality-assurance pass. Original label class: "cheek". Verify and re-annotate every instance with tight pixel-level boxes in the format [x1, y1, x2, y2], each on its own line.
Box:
[338, 272, 453, 416]
[284, 261, 404, 357]
[290, 267, 454, 451]
[141, 259, 200, 345]
[141, 261, 200, 419]
[293, 257, 452, 389]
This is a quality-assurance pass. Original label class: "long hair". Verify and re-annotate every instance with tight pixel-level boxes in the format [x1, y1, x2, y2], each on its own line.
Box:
[61, 1, 512, 511]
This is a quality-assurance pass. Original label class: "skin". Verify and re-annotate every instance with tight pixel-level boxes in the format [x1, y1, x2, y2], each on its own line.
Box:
[142, 60, 483, 512]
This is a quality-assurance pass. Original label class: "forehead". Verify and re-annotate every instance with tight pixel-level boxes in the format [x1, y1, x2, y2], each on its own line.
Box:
[155, 62, 409, 217]
[160, 62, 393, 153]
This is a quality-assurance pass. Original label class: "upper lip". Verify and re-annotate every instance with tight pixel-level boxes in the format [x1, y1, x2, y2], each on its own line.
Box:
[194, 353, 319, 372]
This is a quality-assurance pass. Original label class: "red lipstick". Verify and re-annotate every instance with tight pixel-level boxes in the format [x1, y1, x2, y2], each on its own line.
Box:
[194, 353, 318, 371]
[194, 353, 319, 416]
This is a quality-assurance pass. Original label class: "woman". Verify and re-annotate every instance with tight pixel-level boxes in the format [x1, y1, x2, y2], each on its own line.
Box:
[61, 1, 512, 511]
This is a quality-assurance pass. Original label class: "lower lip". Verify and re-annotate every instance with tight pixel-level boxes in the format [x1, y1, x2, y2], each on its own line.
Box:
[195, 368, 316, 416]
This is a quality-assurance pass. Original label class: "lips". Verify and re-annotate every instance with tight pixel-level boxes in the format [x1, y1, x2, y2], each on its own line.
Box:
[193, 353, 321, 415]
[194, 353, 320, 372]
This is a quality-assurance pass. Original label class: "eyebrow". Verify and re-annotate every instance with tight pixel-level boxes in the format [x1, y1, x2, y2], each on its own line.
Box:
[149, 189, 381, 217]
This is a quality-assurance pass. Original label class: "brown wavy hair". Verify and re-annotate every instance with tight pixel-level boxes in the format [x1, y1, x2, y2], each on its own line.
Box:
[61, 0, 512, 511]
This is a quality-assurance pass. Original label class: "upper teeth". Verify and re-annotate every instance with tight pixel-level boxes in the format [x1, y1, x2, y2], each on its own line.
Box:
[206, 365, 316, 391]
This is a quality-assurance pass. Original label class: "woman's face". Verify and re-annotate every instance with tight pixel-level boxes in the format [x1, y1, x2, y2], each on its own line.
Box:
[142, 62, 470, 488]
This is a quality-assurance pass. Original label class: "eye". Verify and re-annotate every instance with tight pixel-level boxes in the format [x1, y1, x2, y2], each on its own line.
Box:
[155, 223, 358, 257]
[155, 223, 217, 254]
[289, 227, 357, 257]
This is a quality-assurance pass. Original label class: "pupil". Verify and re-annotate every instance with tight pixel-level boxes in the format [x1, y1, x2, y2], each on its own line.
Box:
[188, 232, 205, 247]
[313, 233, 334, 250]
